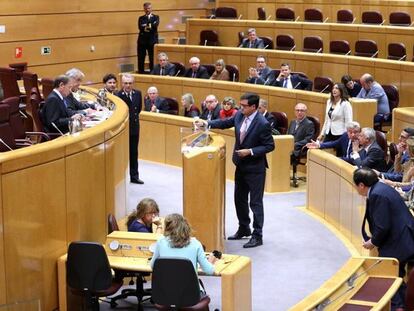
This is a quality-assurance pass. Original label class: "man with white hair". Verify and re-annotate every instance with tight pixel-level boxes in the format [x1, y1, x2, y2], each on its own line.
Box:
[184, 56, 209, 79]
[144, 86, 169, 113]
[349, 127, 386, 171]
[307, 121, 361, 161]
[150, 52, 176, 76]
[65, 68, 96, 115]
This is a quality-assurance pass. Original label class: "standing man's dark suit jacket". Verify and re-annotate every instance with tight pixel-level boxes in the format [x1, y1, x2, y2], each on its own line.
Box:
[116, 89, 142, 180]
[272, 74, 313, 91]
[288, 117, 315, 157]
[200, 104, 221, 121]
[320, 132, 352, 160]
[184, 66, 210, 79]
[150, 63, 176, 76]
[364, 181, 414, 262]
[66, 92, 94, 116]
[209, 111, 275, 171]
[245, 66, 274, 85]
[351, 141, 386, 171]
[41, 90, 70, 133]
[240, 38, 265, 49]
[144, 96, 170, 113]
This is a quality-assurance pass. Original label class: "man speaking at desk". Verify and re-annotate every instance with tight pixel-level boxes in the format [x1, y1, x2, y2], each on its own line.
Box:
[195, 93, 275, 248]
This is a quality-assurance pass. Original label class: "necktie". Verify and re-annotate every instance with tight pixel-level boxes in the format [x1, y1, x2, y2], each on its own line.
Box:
[240, 117, 249, 143]
[294, 121, 299, 132]
[361, 199, 370, 241]
[249, 41, 252, 48]
[360, 149, 367, 159]
[128, 93, 133, 102]
[192, 71, 196, 78]
[160, 68, 163, 76]
[207, 111, 212, 121]
[346, 140, 352, 158]
[63, 98, 68, 107]
[283, 78, 288, 88]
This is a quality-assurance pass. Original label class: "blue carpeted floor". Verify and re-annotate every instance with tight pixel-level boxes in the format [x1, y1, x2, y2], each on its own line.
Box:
[102, 160, 350, 310]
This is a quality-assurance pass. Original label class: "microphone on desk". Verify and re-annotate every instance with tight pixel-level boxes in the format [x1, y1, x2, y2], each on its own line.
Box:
[263, 44, 269, 49]
[51, 122, 65, 136]
[19, 110, 28, 118]
[266, 15, 272, 21]
[175, 70, 181, 77]
[238, 14, 243, 20]
[0, 138, 13, 151]
[319, 84, 330, 93]
[232, 73, 236, 82]
[204, 39, 208, 46]
[316, 47, 322, 53]
[293, 82, 301, 89]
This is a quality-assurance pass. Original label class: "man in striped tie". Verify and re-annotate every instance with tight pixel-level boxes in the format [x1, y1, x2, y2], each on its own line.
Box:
[194, 93, 275, 248]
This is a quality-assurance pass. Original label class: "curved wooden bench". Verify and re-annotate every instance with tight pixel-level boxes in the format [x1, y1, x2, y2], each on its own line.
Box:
[0, 86, 128, 309]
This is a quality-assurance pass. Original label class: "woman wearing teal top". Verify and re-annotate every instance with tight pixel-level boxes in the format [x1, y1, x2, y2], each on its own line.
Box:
[150, 213, 217, 275]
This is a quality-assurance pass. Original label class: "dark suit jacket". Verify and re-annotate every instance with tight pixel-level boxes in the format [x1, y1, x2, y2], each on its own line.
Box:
[209, 111, 275, 172]
[272, 74, 312, 91]
[245, 66, 274, 85]
[352, 141, 386, 171]
[200, 104, 221, 121]
[116, 89, 142, 135]
[240, 38, 265, 49]
[138, 14, 159, 45]
[150, 63, 176, 76]
[364, 181, 414, 262]
[41, 90, 71, 133]
[66, 92, 94, 116]
[184, 66, 210, 79]
[288, 117, 315, 157]
[184, 105, 200, 118]
[144, 96, 169, 113]
[320, 132, 351, 160]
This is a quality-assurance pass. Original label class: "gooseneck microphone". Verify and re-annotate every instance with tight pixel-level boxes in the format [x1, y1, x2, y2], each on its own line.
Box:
[51, 122, 65, 136]
[0, 138, 13, 151]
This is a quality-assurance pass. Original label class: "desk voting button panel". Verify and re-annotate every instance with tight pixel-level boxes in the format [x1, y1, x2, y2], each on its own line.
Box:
[105, 231, 160, 258]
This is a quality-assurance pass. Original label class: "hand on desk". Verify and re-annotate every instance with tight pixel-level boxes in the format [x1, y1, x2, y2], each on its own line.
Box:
[207, 254, 218, 265]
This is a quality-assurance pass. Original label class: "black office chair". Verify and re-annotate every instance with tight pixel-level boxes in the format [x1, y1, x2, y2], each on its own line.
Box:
[152, 257, 210, 311]
[66, 241, 123, 311]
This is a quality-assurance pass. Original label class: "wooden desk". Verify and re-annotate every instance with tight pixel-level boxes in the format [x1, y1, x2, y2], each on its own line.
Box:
[290, 256, 401, 310]
[187, 18, 414, 61]
[392, 107, 414, 143]
[216, 0, 414, 26]
[57, 232, 252, 311]
[0, 87, 128, 310]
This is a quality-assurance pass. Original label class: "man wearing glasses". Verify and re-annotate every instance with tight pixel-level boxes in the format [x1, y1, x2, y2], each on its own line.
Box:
[245, 55, 274, 85]
[200, 94, 221, 121]
[195, 93, 275, 248]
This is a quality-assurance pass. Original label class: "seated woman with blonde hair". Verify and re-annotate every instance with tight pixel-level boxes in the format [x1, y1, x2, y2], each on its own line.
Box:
[150, 213, 217, 275]
[126, 198, 162, 233]
[210, 59, 230, 81]
[219, 96, 238, 119]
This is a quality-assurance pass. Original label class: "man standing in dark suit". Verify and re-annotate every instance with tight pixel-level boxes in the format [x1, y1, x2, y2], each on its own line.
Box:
[116, 74, 144, 184]
[245, 55, 274, 85]
[150, 52, 176, 76]
[306, 121, 361, 161]
[137, 2, 159, 73]
[349, 127, 386, 171]
[144, 86, 169, 113]
[195, 93, 275, 248]
[353, 168, 414, 310]
[199, 94, 221, 121]
[184, 56, 210, 79]
[41, 75, 82, 133]
[272, 63, 312, 91]
[239, 28, 265, 49]
[287, 103, 315, 162]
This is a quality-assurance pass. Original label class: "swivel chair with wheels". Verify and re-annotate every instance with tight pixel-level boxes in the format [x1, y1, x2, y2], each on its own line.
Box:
[152, 257, 211, 311]
[66, 241, 123, 311]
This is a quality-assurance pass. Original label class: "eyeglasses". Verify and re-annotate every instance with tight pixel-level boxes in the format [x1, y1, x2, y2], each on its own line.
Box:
[205, 100, 216, 104]
[223, 102, 232, 105]
[295, 109, 306, 112]
[240, 103, 252, 108]
[123, 82, 133, 85]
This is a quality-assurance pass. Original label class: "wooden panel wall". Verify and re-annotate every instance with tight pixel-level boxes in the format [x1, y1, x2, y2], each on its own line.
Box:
[0, 0, 213, 84]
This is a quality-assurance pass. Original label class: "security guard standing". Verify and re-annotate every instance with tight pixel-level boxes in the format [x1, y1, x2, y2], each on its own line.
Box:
[137, 2, 159, 73]
[117, 74, 144, 184]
